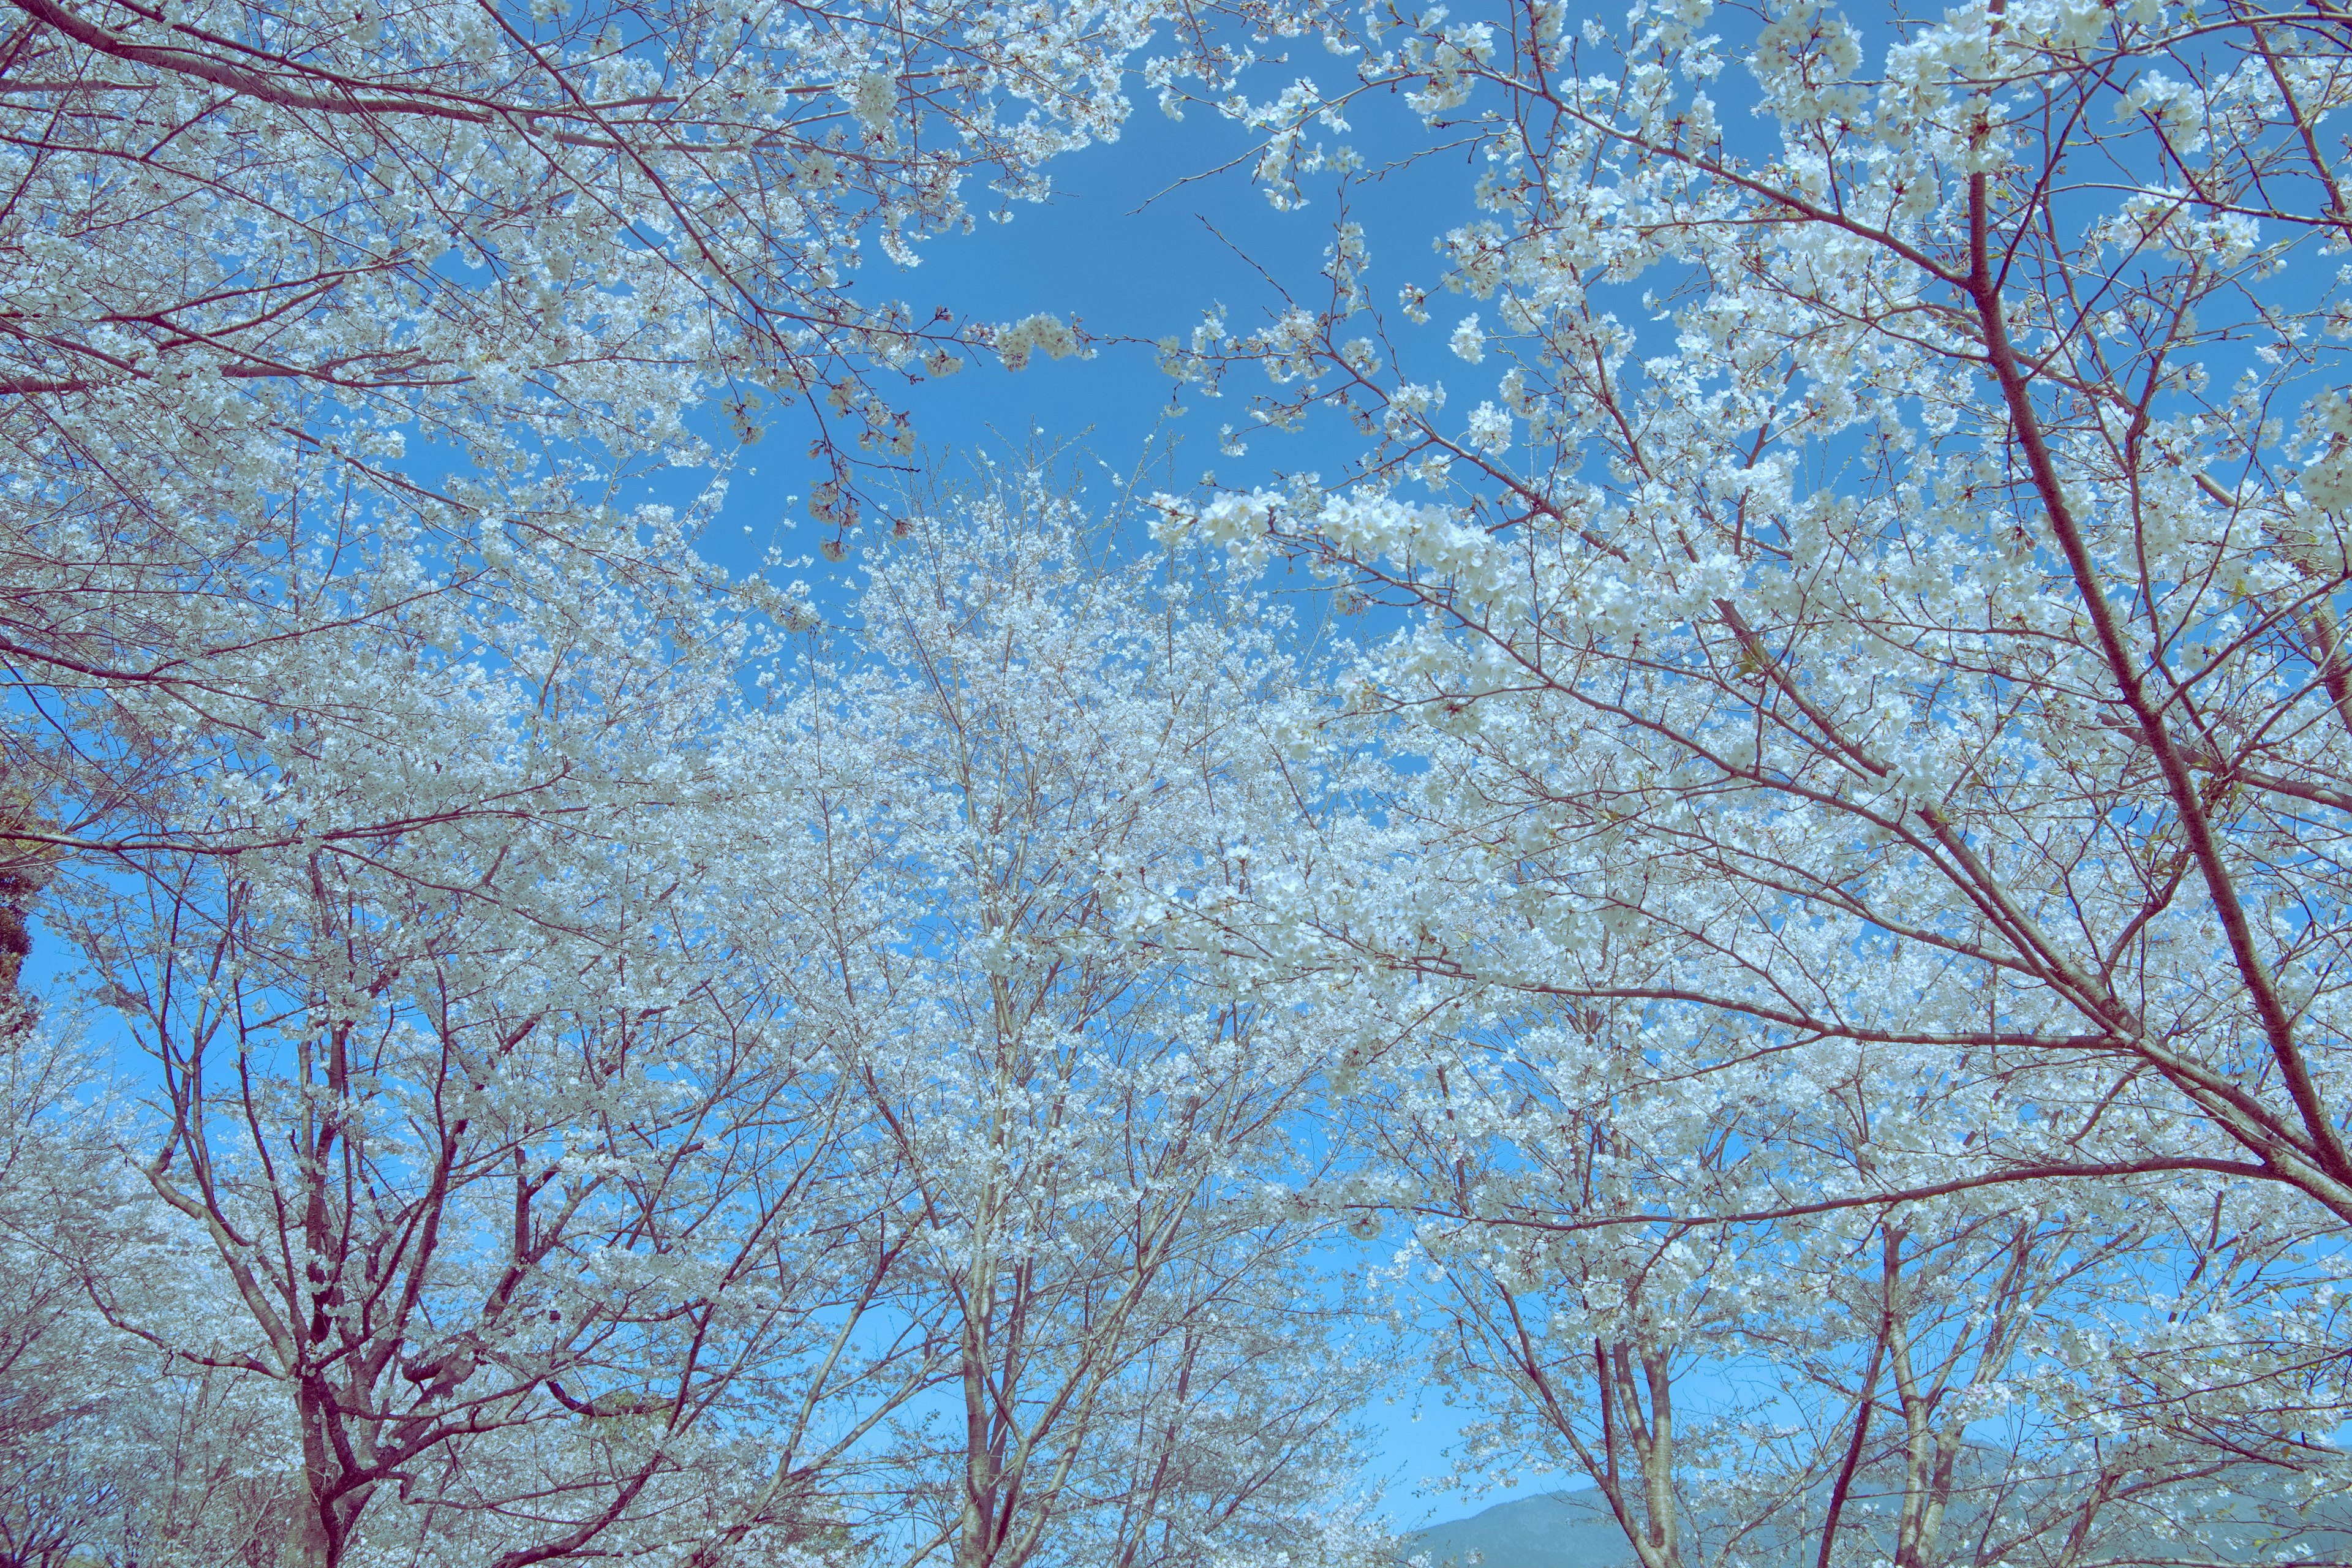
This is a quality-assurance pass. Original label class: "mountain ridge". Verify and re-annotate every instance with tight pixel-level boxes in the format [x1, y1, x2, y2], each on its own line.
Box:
[1399, 1479, 2352, 1568]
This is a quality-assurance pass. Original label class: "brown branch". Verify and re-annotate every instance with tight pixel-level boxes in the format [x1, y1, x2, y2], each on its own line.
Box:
[1966, 168, 2352, 1194]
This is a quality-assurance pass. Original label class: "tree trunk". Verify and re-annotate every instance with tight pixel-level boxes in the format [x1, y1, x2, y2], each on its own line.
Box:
[277, 1472, 333, 1568]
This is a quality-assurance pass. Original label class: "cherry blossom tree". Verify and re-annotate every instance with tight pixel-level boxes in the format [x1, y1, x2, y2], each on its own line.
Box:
[1156, 0, 2352, 1229]
[1139, 0, 2352, 1546]
[0, 0, 1316, 923]
[0, 1023, 299, 1568]
[0, 460, 1405, 1567]
[741, 474, 1390, 1568]
[1349, 997, 2350, 1568]
[24, 539, 960, 1568]
[0, 0, 1365, 1528]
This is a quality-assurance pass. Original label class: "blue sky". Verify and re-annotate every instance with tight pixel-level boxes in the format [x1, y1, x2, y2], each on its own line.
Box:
[685, 44, 1488, 598]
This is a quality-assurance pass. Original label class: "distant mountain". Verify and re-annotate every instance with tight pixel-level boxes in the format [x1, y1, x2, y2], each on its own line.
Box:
[1397, 1475, 2352, 1568]
[1402, 1492, 1634, 1568]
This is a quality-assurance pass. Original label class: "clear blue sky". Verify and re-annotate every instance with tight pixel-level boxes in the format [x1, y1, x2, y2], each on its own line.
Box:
[689, 47, 1486, 597]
